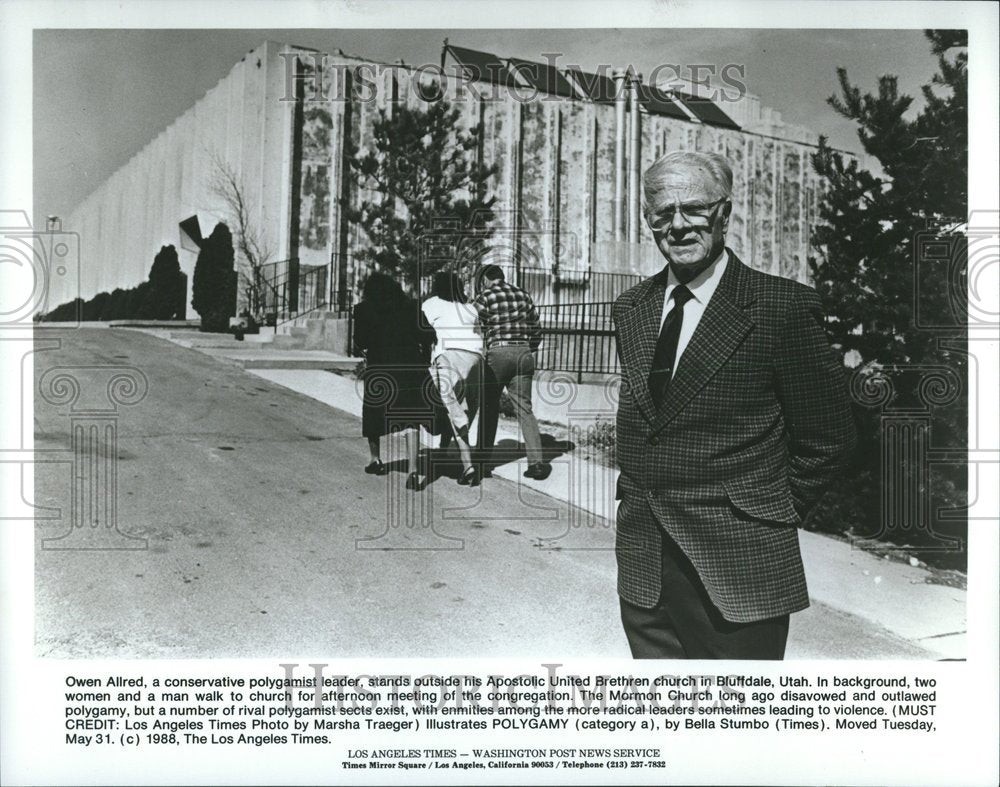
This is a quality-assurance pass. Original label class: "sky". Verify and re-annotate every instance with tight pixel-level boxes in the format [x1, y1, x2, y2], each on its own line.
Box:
[33, 27, 944, 221]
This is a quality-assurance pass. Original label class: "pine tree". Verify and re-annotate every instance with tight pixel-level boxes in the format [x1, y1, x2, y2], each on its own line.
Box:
[808, 30, 967, 565]
[140, 244, 186, 319]
[345, 97, 498, 291]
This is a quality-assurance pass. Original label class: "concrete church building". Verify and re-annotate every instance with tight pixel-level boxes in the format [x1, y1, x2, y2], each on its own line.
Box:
[62, 39, 838, 331]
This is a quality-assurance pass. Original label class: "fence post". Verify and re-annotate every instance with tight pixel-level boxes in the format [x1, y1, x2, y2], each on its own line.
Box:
[576, 302, 586, 384]
[334, 251, 343, 311]
[288, 257, 300, 313]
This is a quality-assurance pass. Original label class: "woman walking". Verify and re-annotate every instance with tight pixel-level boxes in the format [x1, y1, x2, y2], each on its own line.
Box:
[352, 272, 436, 490]
[421, 272, 484, 486]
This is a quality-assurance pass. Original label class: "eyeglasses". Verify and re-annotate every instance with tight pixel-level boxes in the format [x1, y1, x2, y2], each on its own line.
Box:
[644, 197, 729, 231]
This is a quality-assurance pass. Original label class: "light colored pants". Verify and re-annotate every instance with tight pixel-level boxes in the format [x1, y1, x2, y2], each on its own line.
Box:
[430, 350, 482, 433]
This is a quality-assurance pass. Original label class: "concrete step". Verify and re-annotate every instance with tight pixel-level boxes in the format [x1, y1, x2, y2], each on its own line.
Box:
[237, 351, 358, 371]
[270, 333, 307, 349]
[182, 336, 252, 348]
[169, 330, 232, 340]
[110, 319, 199, 329]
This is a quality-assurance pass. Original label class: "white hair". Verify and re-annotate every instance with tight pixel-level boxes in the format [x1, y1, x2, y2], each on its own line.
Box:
[643, 150, 734, 209]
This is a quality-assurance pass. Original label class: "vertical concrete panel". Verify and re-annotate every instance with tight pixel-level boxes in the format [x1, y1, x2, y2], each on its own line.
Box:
[745, 135, 756, 264]
[485, 97, 509, 211]
[271, 45, 298, 263]
[297, 103, 333, 265]
[593, 100, 616, 243]
[754, 137, 774, 272]
[354, 65, 374, 256]
[558, 100, 587, 269]
[327, 89, 347, 287]
[581, 102, 595, 269]
[159, 125, 176, 255]
[542, 102, 558, 270]
[260, 41, 294, 260]
[780, 145, 803, 281]
[178, 111, 196, 235]
[726, 130, 747, 260]
[519, 100, 545, 255]
[637, 111, 656, 247]
[123, 158, 139, 286]
[769, 139, 780, 275]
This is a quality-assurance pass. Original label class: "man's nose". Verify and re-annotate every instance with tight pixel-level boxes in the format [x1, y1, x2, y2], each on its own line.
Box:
[669, 201, 690, 231]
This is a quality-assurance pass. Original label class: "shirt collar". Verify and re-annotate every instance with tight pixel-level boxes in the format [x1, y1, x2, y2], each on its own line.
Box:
[662, 248, 728, 305]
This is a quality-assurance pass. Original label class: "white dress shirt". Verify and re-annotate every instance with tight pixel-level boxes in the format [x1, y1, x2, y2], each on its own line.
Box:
[658, 250, 729, 378]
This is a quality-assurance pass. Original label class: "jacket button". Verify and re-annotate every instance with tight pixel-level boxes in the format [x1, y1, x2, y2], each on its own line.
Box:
[648, 435, 659, 446]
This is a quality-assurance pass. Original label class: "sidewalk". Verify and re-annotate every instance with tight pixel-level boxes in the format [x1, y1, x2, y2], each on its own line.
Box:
[250, 366, 966, 660]
[119, 327, 357, 371]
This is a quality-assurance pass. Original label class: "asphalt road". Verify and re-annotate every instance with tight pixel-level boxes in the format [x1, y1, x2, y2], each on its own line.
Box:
[33, 328, 933, 659]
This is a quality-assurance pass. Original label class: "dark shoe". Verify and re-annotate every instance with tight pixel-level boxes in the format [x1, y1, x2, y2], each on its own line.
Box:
[365, 460, 387, 475]
[523, 462, 552, 480]
[405, 472, 425, 491]
[458, 466, 480, 487]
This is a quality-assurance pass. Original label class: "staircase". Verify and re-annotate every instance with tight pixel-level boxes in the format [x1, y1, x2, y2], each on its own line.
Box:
[260, 311, 352, 354]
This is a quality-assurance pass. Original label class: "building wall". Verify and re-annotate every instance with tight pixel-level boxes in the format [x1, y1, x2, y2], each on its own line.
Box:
[65, 41, 299, 312]
[64, 43, 838, 316]
[298, 53, 833, 296]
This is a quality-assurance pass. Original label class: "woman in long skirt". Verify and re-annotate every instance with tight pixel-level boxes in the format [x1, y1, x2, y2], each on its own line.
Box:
[353, 272, 436, 490]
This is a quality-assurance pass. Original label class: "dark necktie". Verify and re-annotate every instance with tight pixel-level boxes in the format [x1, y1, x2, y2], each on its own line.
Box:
[648, 284, 694, 407]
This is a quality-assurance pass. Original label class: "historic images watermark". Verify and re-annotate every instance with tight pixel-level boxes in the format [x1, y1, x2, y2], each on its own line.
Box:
[280, 52, 748, 105]
[36, 365, 149, 550]
[0, 209, 80, 329]
[2, 209, 149, 549]
[848, 212, 998, 554]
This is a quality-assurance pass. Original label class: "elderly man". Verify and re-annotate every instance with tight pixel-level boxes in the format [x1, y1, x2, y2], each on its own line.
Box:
[612, 150, 856, 659]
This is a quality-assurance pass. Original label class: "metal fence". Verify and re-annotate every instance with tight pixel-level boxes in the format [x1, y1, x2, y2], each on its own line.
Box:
[495, 265, 640, 306]
[242, 258, 337, 326]
[252, 252, 637, 375]
[348, 260, 635, 375]
[536, 301, 619, 379]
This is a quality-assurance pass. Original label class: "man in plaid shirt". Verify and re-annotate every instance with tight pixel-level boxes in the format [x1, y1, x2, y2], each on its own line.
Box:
[473, 265, 549, 479]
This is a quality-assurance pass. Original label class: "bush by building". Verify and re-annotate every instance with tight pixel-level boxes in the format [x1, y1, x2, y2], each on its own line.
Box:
[39, 244, 188, 322]
[191, 223, 237, 333]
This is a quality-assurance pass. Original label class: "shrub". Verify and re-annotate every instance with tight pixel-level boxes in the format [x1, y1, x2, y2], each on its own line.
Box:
[192, 223, 237, 332]
[139, 245, 187, 319]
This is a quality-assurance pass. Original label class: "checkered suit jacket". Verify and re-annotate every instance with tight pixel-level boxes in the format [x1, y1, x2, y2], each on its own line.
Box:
[612, 250, 856, 623]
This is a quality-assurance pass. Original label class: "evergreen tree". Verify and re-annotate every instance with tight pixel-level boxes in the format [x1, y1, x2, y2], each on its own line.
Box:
[142, 244, 186, 319]
[345, 96, 498, 291]
[192, 223, 237, 332]
[808, 30, 967, 564]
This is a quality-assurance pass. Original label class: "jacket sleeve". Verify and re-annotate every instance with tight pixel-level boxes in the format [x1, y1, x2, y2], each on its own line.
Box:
[472, 292, 489, 325]
[773, 286, 857, 518]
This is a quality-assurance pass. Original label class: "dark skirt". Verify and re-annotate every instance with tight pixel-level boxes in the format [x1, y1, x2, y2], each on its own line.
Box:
[361, 363, 448, 439]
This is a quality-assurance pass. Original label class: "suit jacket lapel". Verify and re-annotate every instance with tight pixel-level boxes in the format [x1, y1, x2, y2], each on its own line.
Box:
[616, 276, 665, 423]
[651, 251, 756, 431]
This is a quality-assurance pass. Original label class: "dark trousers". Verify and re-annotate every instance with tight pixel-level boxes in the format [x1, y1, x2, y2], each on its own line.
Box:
[476, 362, 499, 453]
[620, 521, 789, 660]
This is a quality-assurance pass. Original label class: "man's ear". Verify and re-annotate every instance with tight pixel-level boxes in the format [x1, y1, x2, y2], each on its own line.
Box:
[721, 200, 732, 235]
